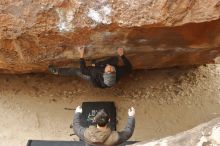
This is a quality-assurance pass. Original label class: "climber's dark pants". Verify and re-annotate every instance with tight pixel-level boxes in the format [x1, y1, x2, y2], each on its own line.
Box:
[57, 68, 91, 81]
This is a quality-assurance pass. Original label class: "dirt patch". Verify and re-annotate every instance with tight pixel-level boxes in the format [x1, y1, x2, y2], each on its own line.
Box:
[0, 64, 220, 146]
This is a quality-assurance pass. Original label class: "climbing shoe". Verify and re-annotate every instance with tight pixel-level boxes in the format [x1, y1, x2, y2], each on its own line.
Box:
[48, 65, 58, 75]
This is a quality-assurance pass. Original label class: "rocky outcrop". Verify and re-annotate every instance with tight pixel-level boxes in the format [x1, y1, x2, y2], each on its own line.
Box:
[0, 0, 220, 73]
[130, 117, 220, 146]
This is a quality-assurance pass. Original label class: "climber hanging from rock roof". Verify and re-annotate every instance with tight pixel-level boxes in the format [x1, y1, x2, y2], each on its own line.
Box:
[48, 47, 132, 88]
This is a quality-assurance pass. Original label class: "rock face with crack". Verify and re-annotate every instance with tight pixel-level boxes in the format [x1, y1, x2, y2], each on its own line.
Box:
[0, 0, 220, 73]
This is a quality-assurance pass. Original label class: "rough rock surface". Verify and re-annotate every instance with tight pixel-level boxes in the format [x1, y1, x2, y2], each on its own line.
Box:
[0, 0, 220, 73]
[130, 117, 220, 146]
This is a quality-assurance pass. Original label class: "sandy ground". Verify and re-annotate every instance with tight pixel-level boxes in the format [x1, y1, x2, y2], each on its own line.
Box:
[0, 64, 220, 146]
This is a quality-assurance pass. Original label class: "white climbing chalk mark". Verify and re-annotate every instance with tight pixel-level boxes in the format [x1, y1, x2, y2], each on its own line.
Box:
[56, 9, 74, 32]
[87, 4, 112, 25]
[88, 9, 102, 23]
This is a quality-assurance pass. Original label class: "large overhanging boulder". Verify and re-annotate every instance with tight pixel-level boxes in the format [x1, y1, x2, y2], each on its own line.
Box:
[0, 0, 220, 73]
[129, 117, 220, 146]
